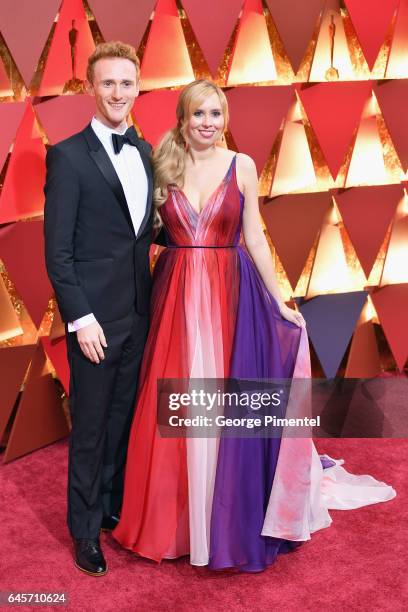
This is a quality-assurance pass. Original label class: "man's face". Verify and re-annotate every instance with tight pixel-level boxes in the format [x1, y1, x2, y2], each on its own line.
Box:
[87, 57, 139, 129]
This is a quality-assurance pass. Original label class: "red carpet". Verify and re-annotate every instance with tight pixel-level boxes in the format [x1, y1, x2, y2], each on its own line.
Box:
[0, 438, 406, 611]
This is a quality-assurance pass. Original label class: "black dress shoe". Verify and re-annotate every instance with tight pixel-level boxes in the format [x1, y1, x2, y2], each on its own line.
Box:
[101, 514, 120, 532]
[73, 538, 107, 576]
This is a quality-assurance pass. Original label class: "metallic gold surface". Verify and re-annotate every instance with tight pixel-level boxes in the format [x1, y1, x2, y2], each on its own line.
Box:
[0, 32, 26, 101]
[0, 269, 22, 341]
[338, 221, 368, 289]
[295, 7, 323, 82]
[374, 94, 404, 182]
[178, 2, 212, 82]
[367, 227, 392, 288]
[297, 93, 336, 190]
[372, 13, 396, 79]
[0, 261, 38, 347]
[342, 9, 370, 79]
[38, 298, 55, 338]
[310, 5, 355, 82]
[263, 6, 294, 85]
[29, 24, 56, 96]
[259, 127, 284, 196]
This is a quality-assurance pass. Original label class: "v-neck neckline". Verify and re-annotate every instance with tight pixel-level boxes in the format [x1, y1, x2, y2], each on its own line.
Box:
[179, 154, 236, 217]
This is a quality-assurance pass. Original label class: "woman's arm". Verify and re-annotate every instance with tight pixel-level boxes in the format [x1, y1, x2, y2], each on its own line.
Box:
[238, 153, 305, 328]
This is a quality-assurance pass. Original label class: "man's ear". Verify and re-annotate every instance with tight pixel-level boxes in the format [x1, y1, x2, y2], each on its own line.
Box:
[85, 79, 94, 96]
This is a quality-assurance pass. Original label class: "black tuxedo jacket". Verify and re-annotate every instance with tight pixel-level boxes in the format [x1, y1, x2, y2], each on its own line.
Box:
[44, 123, 154, 324]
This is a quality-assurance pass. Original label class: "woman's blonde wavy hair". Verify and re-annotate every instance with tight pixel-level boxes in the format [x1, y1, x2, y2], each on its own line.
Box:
[153, 79, 229, 216]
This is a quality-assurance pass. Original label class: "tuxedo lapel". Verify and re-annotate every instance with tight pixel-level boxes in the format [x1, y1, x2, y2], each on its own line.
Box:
[126, 126, 153, 240]
[83, 124, 135, 235]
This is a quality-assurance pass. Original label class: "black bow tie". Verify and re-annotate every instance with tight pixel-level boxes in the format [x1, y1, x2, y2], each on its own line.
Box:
[112, 128, 138, 154]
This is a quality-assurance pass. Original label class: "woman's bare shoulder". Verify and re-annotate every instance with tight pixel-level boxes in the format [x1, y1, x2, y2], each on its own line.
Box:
[235, 152, 257, 172]
[235, 153, 257, 186]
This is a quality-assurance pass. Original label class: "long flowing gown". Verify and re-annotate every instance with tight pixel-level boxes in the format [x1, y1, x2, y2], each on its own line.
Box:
[113, 155, 396, 572]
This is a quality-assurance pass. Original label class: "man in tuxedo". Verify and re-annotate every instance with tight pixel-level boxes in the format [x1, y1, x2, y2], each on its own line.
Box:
[44, 42, 154, 576]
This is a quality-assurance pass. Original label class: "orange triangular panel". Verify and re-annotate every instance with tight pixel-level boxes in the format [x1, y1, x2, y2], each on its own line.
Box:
[226, 0, 276, 86]
[41, 336, 69, 395]
[374, 80, 408, 172]
[183, 0, 243, 76]
[0, 345, 36, 441]
[0, 0, 60, 87]
[0, 102, 26, 173]
[38, 0, 95, 96]
[0, 102, 46, 224]
[226, 86, 293, 175]
[261, 192, 331, 290]
[345, 318, 381, 378]
[0, 272, 22, 342]
[344, 115, 388, 187]
[35, 95, 95, 144]
[0, 220, 53, 328]
[381, 214, 408, 285]
[386, 0, 408, 78]
[4, 343, 69, 462]
[371, 284, 408, 371]
[132, 90, 180, 147]
[0, 56, 13, 97]
[270, 115, 318, 196]
[344, 0, 399, 70]
[88, 0, 156, 51]
[335, 185, 402, 278]
[265, 0, 325, 73]
[49, 306, 65, 340]
[297, 82, 372, 180]
[140, 0, 194, 90]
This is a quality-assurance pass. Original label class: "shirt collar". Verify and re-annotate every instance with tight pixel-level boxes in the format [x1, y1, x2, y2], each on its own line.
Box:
[91, 116, 128, 149]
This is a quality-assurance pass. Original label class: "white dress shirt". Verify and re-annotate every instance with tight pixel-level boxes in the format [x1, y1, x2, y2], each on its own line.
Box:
[68, 116, 148, 332]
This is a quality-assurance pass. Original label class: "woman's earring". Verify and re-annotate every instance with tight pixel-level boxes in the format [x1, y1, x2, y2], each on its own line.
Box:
[184, 139, 189, 151]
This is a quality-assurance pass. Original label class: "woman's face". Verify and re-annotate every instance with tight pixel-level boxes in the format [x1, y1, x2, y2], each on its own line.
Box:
[185, 92, 225, 149]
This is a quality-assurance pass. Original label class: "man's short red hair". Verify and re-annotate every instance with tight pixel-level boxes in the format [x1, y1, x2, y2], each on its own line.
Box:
[87, 41, 140, 83]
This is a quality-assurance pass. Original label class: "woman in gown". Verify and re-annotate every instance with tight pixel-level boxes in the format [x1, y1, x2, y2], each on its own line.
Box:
[113, 79, 396, 572]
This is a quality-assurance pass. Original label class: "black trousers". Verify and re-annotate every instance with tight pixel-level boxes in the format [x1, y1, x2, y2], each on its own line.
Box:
[66, 309, 149, 538]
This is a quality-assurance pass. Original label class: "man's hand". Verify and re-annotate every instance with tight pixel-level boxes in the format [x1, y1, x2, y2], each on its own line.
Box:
[76, 321, 107, 364]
